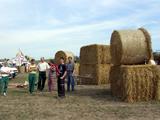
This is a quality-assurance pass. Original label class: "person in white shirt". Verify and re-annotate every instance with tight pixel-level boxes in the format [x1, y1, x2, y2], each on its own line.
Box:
[37, 57, 50, 91]
[0, 63, 10, 96]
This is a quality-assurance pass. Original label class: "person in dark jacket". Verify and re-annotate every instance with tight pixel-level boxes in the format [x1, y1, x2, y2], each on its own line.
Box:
[57, 57, 67, 98]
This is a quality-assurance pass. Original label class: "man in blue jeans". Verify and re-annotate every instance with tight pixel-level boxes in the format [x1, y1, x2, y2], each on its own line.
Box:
[0, 63, 10, 96]
[66, 57, 75, 92]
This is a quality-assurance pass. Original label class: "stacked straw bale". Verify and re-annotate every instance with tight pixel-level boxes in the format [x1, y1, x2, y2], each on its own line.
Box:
[110, 65, 160, 103]
[110, 28, 160, 102]
[79, 64, 110, 85]
[80, 44, 111, 64]
[55, 51, 74, 65]
[79, 44, 111, 85]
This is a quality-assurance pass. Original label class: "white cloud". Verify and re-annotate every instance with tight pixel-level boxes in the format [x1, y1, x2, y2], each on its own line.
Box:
[0, 0, 159, 58]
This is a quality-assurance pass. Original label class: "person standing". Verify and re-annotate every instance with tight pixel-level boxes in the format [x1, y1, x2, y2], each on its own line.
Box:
[0, 63, 10, 96]
[66, 57, 75, 92]
[28, 59, 37, 94]
[57, 57, 67, 98]
[37, 57, 50, 91]
[48, 59, 59, 92]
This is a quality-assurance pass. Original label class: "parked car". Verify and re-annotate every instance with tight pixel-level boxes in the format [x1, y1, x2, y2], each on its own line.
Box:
[8, 67, 18, 79]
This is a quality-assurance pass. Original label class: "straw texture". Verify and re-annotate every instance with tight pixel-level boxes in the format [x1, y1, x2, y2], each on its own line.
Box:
[110, 28, 153, 65]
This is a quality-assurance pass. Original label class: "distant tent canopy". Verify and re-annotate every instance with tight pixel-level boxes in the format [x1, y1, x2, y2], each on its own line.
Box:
[10, 50, 28, 66]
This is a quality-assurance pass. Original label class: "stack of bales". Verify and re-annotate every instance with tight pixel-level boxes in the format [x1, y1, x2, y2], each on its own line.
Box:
[55, 51, 74, 65]
[79, 44, 111, 85]
[110, 28, 160, 102]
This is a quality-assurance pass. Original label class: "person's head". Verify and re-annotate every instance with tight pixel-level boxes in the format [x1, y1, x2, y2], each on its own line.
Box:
[40, 57, 45, 62]
[68, 57, 72, 63]
[31, 59, 35, 65]
[60, 57, 65, 64]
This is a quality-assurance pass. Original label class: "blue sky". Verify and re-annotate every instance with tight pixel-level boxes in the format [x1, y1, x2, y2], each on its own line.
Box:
[0, 0, 159, 59]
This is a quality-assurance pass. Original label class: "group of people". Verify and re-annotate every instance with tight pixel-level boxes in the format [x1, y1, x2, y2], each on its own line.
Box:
[0, 56, 75, 98]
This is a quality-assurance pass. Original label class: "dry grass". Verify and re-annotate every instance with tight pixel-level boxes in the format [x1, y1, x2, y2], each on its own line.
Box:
[0, 74, 160, 120]
[110, 28, 153, 65]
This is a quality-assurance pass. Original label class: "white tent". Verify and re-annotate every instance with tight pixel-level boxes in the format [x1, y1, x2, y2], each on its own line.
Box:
[10, 50, 28, 66]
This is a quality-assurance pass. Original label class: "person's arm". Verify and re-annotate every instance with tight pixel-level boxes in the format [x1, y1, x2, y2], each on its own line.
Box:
[55, 65, 60, 76]
[32, 65, 38, 72]
[37, 63, 40, 71]
[28, 65, 31, 72]
[60, 71, 67, 80]
[36, 65, 38, 72]
[46, 63, 50, 69]
[72, 63, 75, 74]
[60, 65, 67, 79]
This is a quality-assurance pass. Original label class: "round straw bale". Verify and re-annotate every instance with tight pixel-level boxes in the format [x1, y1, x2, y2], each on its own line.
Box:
[110, 28, 153, 65]
[55, 51, 74, 64]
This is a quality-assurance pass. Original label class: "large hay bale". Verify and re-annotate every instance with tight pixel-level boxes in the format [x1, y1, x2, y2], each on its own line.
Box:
[110, 28, 153, 65]
[80, 44, 111, 64]
[55, 51, 74, 64]
[110, 65, 160, 103]
[74, 63, 80, 75]
[79, 64, 110, 85]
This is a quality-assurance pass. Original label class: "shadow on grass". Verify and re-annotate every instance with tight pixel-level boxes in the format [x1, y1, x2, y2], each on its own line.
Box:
[67, 85, 121, 102]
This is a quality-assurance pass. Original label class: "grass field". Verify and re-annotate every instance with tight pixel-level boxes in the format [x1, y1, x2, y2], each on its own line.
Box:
[0, 73, 160, 120]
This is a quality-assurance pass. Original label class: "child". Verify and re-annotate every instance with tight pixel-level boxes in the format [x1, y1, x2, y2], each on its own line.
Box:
[28, 59, 37, 94]
[0, 63, 10, 96]
[48, 59, 59, 92]
[57, 57, 67, 98]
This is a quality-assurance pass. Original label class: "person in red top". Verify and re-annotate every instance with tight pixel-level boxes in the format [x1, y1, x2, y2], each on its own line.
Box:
[48, 59, 59, 92]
